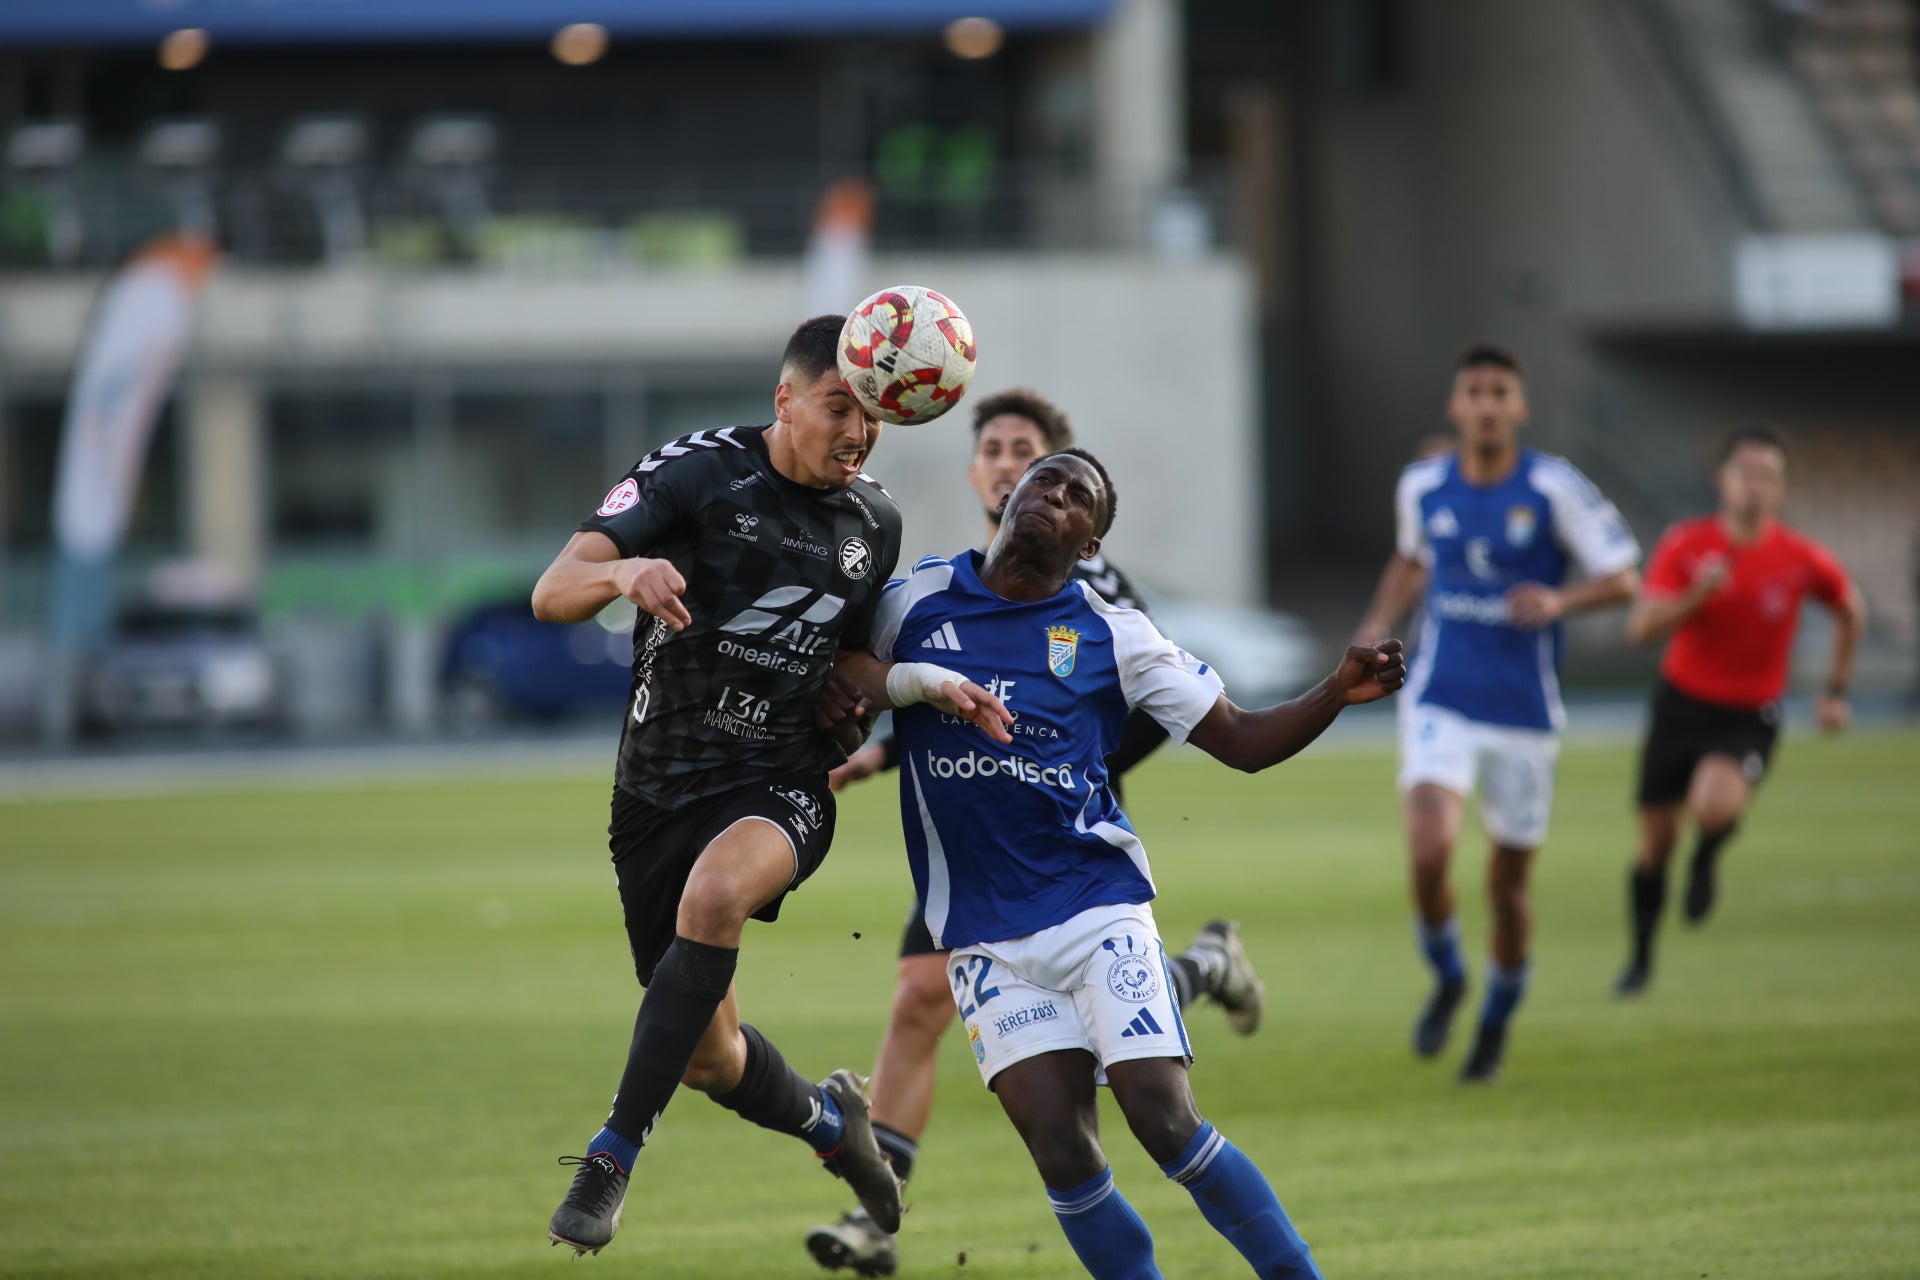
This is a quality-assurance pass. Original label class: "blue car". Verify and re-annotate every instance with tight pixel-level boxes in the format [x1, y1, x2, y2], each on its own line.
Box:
[440, 598, 636, 727]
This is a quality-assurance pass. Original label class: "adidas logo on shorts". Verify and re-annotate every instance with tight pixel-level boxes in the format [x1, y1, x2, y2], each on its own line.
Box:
[1119, 1009, 1165, 1039]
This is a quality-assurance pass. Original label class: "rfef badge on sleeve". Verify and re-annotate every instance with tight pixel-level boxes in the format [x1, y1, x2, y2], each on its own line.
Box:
[1045, 625, 1080, 678]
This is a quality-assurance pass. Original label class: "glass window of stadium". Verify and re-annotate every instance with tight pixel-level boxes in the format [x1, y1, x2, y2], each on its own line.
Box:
[267, 390, 414, 553]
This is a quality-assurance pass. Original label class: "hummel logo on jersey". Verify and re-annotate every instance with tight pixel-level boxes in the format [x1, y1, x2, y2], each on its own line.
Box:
[731, 513, 760, 543]
[920, 621, 963, 651]
[1119, 1009, 1165, 1039]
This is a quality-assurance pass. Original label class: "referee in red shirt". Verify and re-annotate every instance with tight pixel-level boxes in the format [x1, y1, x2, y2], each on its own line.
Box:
[1616, 427, 1865, 996]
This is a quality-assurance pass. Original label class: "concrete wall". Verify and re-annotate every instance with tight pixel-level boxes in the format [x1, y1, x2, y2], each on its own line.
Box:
[1299, 0, 1753, 553]
[0, 251, 1261, 605]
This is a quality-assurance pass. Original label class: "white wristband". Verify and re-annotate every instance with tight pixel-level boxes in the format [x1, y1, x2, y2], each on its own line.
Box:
[885, 661, 968, 708]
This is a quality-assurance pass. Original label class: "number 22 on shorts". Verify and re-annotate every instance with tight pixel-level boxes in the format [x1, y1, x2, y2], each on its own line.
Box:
[950, 954, 1001, 1019]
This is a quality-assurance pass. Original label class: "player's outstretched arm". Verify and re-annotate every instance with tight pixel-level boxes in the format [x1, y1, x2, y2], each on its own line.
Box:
[1188, 640, 1407, 773]
[833, 650, 1015, 745]
[532, 531, 693, 630]
[1354, 554, 1427, 645]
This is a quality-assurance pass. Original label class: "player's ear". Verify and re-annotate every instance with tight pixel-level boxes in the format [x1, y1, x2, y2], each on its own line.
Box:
[773, 379, 794, 424]
[994, 493, 1011, 518]
[1079, 534, 1102, 562]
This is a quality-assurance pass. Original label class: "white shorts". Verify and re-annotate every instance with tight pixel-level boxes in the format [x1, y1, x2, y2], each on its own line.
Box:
[1398, 703, 1559, 848]
[946, 902, 1192, 1088]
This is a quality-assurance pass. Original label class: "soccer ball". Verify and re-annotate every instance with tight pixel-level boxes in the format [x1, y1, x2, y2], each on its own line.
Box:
[837, 285, 978, 425]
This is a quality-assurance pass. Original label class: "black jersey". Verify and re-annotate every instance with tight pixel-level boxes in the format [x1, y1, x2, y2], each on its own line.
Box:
[1071, 552, 1147, 614]
[579, 424, 903, 809]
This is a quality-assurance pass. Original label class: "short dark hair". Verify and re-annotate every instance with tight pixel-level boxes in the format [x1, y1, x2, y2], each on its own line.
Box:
[781, 314, 845, 384]
[1056, 446, 1117, 537]
[971, 387, 1075, 451]
[1455, 342, 1524, 378]
[1719, 423, 1789, 464]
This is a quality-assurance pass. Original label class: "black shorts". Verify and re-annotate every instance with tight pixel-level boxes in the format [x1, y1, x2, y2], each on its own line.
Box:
[1635, 680, 1781, 808]
[898, 897, 943, 960]
[609, 774, 836, 986]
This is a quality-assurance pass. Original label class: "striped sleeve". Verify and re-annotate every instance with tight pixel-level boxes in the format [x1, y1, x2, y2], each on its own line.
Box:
[1535, 455, 1640, 578]
[869, 556, 955, 661]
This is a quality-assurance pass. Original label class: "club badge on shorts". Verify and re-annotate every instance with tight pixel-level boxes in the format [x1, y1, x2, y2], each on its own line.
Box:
[1046, 625, 1080, 679]
[968, 1022, 986, 1064]
[1102, 936, 1160, 1003]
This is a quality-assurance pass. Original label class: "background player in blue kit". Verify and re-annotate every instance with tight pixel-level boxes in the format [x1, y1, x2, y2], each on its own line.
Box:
[1353, 344, 1641, 1082]
[831, 449, 1406, 1280]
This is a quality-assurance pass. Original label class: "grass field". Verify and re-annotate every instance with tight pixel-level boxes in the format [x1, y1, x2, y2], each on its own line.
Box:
[3, 730, 1917, 1279]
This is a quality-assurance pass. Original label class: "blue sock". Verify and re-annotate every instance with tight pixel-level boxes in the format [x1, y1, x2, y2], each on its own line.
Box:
[1160, 1123, 1322, 1280]
[585, 1125, 639, 1174]
[1046, 1167, 1162, 1280]
[806, 1086, 845, 1155]
[1417, 915, 1466, 985]
[1479, 959, 1529, 1030]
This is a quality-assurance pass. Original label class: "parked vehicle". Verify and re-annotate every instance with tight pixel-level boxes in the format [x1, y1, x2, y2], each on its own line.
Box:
[439, 598, 635, 727]
[82, 602, 284, 733]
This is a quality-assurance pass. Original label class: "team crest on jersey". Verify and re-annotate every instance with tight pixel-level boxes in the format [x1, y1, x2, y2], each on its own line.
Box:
[598, 478, 639, 517]
[1102, 936, 1160, 1004]
[838, 537, 872, 580]
[1505, 505, 1537, 547]
[1045, 625, 1080, 678]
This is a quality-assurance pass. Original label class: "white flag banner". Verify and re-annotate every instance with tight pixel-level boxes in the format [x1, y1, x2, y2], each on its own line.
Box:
[52, 234, 216, 561]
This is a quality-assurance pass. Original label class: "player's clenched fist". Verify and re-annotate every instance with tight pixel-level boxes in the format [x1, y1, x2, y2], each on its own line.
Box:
[1334, 638, 1406, 704]
[616, 556, 692, 631]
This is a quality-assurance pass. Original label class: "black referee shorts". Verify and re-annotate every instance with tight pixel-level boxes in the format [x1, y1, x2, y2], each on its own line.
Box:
[609, 773, 836, 986]
[1635, 680, 1781, 808]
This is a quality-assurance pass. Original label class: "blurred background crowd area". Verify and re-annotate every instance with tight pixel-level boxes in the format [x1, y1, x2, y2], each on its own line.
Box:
[0, 0, 1916, 744]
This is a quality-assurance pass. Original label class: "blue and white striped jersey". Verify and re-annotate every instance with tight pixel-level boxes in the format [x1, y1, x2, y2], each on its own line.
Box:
[1396, 447, 1639, 732]
[869, 550, 1224, 949]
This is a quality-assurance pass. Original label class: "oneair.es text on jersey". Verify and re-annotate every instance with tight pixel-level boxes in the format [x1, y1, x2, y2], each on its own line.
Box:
[870, 551, 1223, 950]
[579, 425, 903, 808]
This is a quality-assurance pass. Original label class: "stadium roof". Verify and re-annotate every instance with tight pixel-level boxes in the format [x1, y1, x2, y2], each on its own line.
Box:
[0, 0, 1114, 46]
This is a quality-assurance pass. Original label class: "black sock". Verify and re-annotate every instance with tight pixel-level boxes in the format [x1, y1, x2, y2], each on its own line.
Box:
[1691, 823, 1738, 876]
[1630, 865, 1667, 967]
[711, 1023, 825, 1141]
[1168, 953, 1208, 1009]
[606, 935, 737, 1147]
[872, 1123, 918, 1185]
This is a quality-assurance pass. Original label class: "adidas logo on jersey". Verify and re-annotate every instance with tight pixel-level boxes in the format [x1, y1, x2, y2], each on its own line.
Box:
[920, 621, 963, 651]
[1119, 1009, 1165, 1039]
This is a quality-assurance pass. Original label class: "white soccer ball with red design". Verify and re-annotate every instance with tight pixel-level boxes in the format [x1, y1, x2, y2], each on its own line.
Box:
[837, 285, 978, 425]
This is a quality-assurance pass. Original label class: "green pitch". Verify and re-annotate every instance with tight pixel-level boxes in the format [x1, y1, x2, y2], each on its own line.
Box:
[3, 731, 1917, 1278]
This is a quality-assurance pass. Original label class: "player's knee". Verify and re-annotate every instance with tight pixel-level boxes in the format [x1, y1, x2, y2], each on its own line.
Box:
[1694, 795, 1744, 834]
[1024, 1129, 1105, 1190]
[1123, 1102, 1203, 1166]
[893, 969, 957, 1038]
[675, 874, 759, 942]
[1410, 840, 1451, 876]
